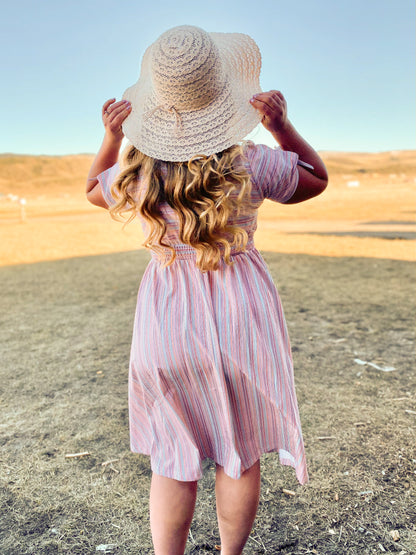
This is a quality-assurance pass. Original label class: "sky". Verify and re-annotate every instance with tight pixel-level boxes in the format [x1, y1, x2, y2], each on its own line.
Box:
[1, 0, 414, 155]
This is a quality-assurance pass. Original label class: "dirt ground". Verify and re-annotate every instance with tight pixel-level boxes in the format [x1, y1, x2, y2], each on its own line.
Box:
[0, 251, 414, 554]
[0, 150, 415, 553]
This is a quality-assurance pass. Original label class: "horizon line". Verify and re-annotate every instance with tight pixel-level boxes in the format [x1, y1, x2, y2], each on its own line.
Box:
[1, 148, 415, 158]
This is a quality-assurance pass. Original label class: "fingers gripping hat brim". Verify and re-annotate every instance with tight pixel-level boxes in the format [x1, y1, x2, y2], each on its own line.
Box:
[122, 26, 262, 162]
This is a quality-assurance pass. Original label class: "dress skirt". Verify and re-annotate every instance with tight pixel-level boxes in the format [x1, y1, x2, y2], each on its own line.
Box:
[128, 247, 308, 484]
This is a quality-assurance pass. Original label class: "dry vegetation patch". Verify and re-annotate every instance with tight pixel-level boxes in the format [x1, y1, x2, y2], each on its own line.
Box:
[0, 251, 414, 554]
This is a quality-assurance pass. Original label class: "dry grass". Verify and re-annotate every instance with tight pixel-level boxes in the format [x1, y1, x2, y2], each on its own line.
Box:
[0, 251, 414, 554]
[0, 151, 415, 553]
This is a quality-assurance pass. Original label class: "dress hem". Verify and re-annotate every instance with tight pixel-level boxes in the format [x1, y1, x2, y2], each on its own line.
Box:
[130, 444, 309, 485]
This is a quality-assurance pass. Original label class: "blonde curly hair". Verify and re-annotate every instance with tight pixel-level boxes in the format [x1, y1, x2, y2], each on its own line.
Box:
[109, 144, 252, 272]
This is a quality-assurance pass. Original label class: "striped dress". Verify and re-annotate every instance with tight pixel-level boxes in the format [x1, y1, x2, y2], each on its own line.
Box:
[98, 143, 308, 485]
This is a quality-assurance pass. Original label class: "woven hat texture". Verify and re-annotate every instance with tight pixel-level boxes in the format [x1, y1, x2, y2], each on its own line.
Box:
[122, 25, 262, 162]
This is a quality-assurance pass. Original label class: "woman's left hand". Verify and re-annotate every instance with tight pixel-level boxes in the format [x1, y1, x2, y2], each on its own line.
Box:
[250, 90, 288, 134]
[102, 98, 132, 143]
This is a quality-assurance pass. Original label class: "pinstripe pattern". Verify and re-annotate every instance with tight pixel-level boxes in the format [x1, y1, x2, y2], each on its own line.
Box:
[98, 143, 308, 484]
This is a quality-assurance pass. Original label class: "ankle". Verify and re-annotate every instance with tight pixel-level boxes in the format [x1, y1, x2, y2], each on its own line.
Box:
[219, 547, 244, 555]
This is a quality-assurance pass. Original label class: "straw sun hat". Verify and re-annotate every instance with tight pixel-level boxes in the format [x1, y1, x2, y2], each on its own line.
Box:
[122, 25, 262, 162]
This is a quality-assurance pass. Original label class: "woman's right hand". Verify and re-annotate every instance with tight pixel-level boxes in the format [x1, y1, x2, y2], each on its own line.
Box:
[102, 98, 132, 143]
[85, 99, 132, 208]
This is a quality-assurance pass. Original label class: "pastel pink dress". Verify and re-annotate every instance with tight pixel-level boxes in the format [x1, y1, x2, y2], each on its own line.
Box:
[98, 143, 308, 484]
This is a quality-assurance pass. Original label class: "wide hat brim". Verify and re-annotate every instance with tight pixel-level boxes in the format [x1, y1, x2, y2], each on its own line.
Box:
[122, 30, 262, 162]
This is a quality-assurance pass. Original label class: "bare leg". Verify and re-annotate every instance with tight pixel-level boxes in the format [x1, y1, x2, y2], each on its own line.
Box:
[149, 473, 198, 555]
[215, 460, 261, 555]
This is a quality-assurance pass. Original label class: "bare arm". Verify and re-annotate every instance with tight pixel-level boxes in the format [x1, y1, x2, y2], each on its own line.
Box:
[86, 98, 132, 208]
[250, 91, 328, 204]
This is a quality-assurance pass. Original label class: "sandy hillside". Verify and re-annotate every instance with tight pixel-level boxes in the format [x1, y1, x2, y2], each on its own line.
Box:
[0, 150, 415, 265]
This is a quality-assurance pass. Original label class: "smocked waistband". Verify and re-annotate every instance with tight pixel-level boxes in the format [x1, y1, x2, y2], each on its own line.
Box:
[150, 241, 255, 261]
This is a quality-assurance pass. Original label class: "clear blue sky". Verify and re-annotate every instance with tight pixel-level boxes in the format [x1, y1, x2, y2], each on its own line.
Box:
[1, 0, 414, 155]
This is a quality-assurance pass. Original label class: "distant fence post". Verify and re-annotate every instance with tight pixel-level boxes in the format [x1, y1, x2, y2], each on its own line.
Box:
[20, 198, 27, 222]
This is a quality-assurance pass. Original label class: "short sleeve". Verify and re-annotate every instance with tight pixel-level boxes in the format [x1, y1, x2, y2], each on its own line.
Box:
[97, 162, 120, 207]
[246, 144, 299, 203]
